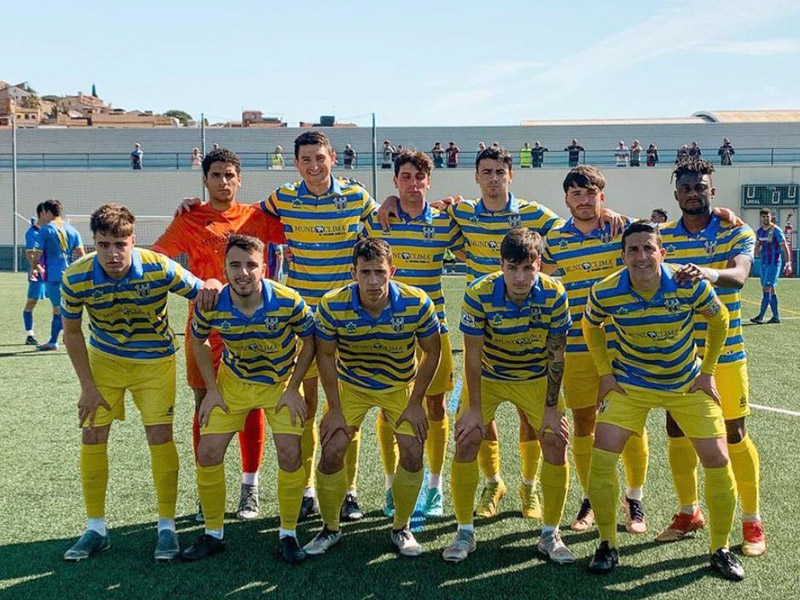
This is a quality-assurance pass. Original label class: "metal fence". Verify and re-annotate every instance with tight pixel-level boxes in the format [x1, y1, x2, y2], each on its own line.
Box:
[2, 147, 800, 171]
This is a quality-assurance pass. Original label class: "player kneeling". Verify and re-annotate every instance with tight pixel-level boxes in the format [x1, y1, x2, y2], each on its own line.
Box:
[181, 235, 316, 564]
[61, 203, 218, 562]
[304, 238, 441, 557]
[444, 228, 574, 564]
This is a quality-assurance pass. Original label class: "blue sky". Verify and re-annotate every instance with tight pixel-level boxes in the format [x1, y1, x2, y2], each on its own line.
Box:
[7, 0, 800, 126]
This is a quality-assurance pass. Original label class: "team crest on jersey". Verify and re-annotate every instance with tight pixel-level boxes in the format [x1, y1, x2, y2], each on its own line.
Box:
[461, 311, 476, 327]
[704, 240, 718, 255]
[346, 321, 358, 333]
[264, 316, 279, 331]
[508, 214, 521, 228]
[134, 283, 150, 297]
[559, 239, 569, 250]
[664, 297, 681, 313]
[470, 214, 479, 224]
[665, 244, 676, 255]
[221, 320, 231, 332]
[600, 230, 612, 244]
[616, 306, 629, 315]
[491, 313, 503, 326]
[391, 317, 405, 332]
[529, 306, 542, 321]
[333, 196, 348, 210]
[422, 226, 435, 240]
[93, 289, 104, 299]
[291, 197, 303, 208]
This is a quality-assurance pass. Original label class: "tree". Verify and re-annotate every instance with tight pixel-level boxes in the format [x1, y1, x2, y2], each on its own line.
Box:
[165, 109, 193, 126]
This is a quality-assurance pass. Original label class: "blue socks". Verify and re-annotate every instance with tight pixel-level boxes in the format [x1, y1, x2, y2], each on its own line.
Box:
[23, 310, 33, 333]
[758, 293, 770, 319]
[769, 294, 779, 318]
[49, 314, 62, 345]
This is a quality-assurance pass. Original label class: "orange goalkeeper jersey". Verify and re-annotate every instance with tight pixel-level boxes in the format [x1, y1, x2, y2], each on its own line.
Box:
[153, 202, 285, 281]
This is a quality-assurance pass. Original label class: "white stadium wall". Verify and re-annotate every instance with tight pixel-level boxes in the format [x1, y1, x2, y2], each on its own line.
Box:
[1, 165, 799, 251]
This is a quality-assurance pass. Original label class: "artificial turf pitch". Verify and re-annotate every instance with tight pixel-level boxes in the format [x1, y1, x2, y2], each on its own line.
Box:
[1, 273, 798, 599]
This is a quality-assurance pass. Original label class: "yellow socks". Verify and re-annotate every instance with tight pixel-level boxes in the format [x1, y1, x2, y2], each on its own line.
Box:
[587, 448, 620, 548]
[728, 435, 760, 517]
[621, 428, 649, 491]
[392, 465, 424, 529]
[426, 416, 449, 477]
[345, 430, 360, 491]
[572, 434, 594, 495]
[278, 467, 306, 531]
[301, 420, 318, 490]
[540, 461, 569, 527]
[377, 411, 398, 477]
[704, 463, 737, 552]
[450, 460, 479, 526]
[197, 463, 226, 531]
[316, 467, 347, 531]
[81, 443, 109, 519]
[519, 440, 541, 484]
[668, 436, 699, 507]
[149, 441, 179, 519]
[478, 440, 500, 482]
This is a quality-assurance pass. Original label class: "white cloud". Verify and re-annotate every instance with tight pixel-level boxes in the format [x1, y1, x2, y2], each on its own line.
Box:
[697, 38, 800, 56]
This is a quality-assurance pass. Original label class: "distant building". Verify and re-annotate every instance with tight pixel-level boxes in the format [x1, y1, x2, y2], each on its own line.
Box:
[242, 110, 286, 128]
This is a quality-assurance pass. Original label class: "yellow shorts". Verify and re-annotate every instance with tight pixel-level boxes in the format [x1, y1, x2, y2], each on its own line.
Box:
[457, 376, 566, 431]
[715, 361, 750, 420]
[422, 330, 454, 396]
[202, 366, 302, 436]
[339, 380, 415, 437]
[88, 349, 176, 427]
[597, 383, 725, 439]
[563, 353, 600, 410]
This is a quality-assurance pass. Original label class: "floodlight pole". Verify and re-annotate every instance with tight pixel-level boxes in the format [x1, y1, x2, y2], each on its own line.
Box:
[371, 112, 378, 200]
[201, 112, 206, 202]
[11, 113, 18, 273]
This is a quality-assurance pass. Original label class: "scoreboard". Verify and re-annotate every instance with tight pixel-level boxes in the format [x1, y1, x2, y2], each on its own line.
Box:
[741, 184, 799, 208]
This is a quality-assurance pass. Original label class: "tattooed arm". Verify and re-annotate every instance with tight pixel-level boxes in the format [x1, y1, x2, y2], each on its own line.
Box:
[538, 330, 570, 443]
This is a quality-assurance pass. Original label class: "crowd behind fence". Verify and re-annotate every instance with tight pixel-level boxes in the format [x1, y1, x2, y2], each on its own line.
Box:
[2, 147, 800, 172]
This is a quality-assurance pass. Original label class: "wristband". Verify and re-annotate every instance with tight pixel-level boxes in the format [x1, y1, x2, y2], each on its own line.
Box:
[707, 269, 719, 284]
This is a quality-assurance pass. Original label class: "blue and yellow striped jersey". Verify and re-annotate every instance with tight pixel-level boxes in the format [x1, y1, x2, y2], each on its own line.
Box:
[362, 202, 464, 333]
[315, 281, 439, 391]
[660, 215, 754, 365]
[544, 219, 628, 355]
[259, 176, 376, 308]
[61, 248, 202, 360]
[447, 194, 562, 283]
[192, 279, 315, 385]
[460, 271, 571, 381]
[585, 264, 721, 391]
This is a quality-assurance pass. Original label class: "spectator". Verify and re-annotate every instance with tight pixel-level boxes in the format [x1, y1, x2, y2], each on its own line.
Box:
[130, 143, 143, 170]
[689, 141, 702, 157]
[646, 143, 659, 167]
[431, 142, 445, 168]
[650, 208, 668, 223]
[565, 138, 584, 167]
[718, 138, 735, 166]
[519, 142, 532, 168]
[271, 145, 285, 170]
[446, 141, 460, 168]
[675, 144, 689, 163]
[532, 140, 549, 167]
[630, 140, 643, 167]
[190, 147, 202, 170]
[614, 140, 629, 167]
[477, 141, 487, 154]
[393, 144, 405, 162]
[443, 248, 457, 274]
[343, 143, 356, 169]
[382, 140, 395, 169]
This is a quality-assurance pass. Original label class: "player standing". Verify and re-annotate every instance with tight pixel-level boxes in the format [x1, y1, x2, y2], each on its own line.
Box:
[750, 208, 791, 324]
[22, 203, 47, 345]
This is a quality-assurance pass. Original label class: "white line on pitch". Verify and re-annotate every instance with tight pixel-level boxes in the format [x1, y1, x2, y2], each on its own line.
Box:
[751, 403, 800, 417]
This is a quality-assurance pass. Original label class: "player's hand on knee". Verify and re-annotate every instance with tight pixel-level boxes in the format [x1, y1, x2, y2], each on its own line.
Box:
[175, 197, 203, 216]
[455, 407, 485, 443]
[378, 196, 400, 228]
[198, 389, 228, 426]
[597, 375, 624, 406]
[277, 388, 307, 427]
[78, 386, 111, 428]
[397, 402, 428, 443]
[689, 373, 721, 405]
[320, 409, 347, 448]
[197, 279, 223, 311]
[538, 406, 570, 444]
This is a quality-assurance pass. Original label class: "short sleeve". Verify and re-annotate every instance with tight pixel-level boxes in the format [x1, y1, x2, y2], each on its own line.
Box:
[163, 256, 202, 299]
[460, 284, 486, 336]
[730, 226, 756, 261]
[314, 299, 338, 341]
[584, 286, 608, 327]
[191, 304, 212, 340]
[289, 295, 315, 337]
[152, 216, 189, 258]
[415, 296, 439, 339]
[549, 287, 572, 335]
[59, 269, 84, 320]
[259, 189, 281, 219]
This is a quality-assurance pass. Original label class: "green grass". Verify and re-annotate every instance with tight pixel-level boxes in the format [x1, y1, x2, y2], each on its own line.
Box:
[1, 273, 799, 599]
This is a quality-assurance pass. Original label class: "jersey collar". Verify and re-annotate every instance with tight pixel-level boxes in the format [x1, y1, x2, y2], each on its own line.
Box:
[219, 279, 277, 320]
[396, 201, 433, 224]
[676, 213, 721, 240]
[616, 263, 678, 303]
[92, 247, 144, 284]
[350, 280, 405, 321]
[298, 176, 342, 198]
[563, 217, 613, 239]
[475, 193, 520, 216]
[490, 273, 543, 308]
